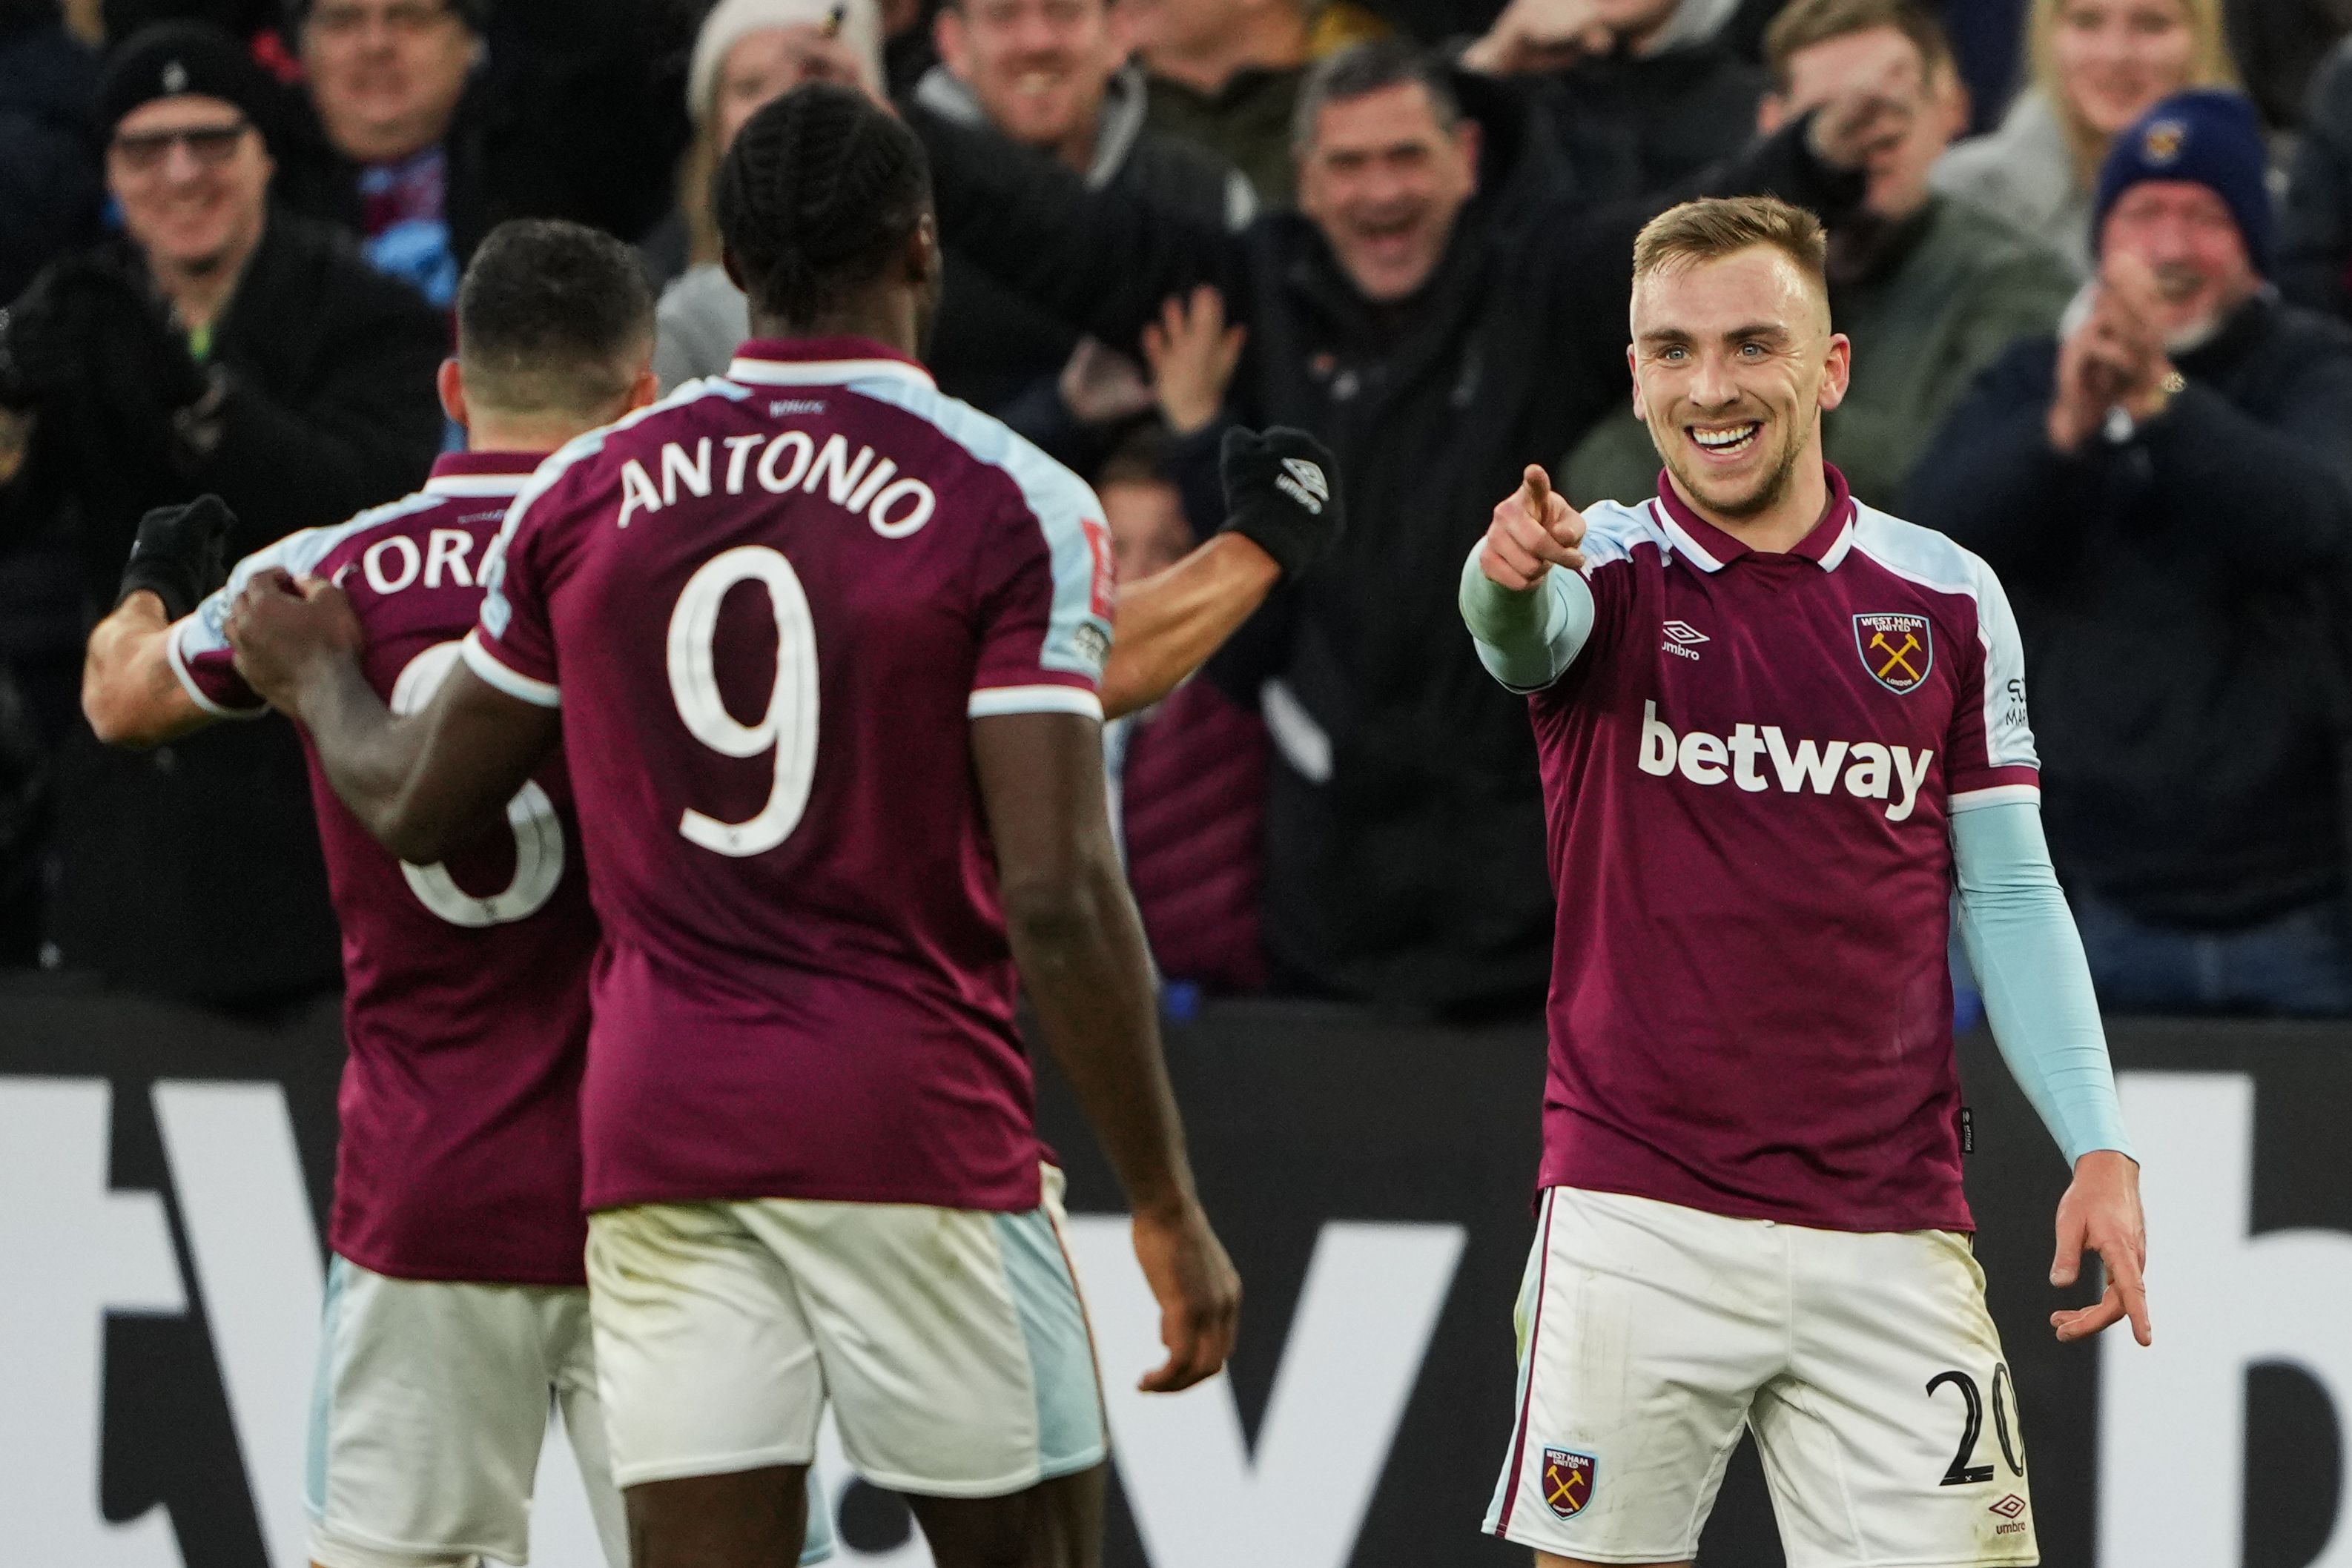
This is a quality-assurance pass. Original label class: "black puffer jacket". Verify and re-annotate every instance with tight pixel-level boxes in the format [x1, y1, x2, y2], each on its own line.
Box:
[2, 209, 444, 1005]
[914, 76, 1860, 1010]
[1904, 295, 2352, 929]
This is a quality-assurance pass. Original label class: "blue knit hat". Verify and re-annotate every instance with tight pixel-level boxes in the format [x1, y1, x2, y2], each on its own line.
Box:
[2093, 89, 2274, 276]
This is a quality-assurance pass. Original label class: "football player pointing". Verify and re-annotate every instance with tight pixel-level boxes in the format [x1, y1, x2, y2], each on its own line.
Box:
[1463, 196, 2145, 1568]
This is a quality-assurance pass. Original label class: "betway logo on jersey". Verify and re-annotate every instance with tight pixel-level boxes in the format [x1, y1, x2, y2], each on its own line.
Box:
[1637, 701, 1935, 822]
[615, 433, 936, 537]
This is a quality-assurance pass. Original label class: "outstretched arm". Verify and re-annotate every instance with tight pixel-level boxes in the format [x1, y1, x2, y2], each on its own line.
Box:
[83, 494, 242, 745]
[1952, 798, 2150, 1347]
[1103, 535, 1279, 719]
[973, 710, 1241, 1392]
[1460, 466, 1595, 692]
[1104, 426, 1343, 717]
[224, 572, 559, 864]
[83, 592, 211, 747]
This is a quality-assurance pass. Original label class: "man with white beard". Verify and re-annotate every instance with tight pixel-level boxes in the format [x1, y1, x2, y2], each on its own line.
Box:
[1907, 87, 2352, 1016]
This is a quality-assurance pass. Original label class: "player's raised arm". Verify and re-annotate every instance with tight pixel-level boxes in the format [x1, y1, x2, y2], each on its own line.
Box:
[225, 571, 558, 866]
[1099, 427, 1341, 719]
[1459, 464, 1596, 692]
[971, 710, 1241, 1392]
[82, 496, 236, 747]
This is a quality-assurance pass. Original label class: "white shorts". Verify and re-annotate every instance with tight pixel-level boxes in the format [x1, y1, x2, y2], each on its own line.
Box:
[1484, 1188, 2038, 1568]
[305, 1256, 628, 1568]
[587, 1163, 1107, 1498]
[306, 1256, 837, 1567]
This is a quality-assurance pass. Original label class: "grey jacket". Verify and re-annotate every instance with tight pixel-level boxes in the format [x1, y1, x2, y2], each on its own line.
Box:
[1932, 90, 2096, 274]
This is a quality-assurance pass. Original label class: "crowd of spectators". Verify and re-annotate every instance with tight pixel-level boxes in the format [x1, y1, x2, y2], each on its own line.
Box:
[1, 0, 2348, 1019]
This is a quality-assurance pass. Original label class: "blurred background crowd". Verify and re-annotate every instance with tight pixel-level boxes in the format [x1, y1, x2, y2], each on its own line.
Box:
[1, 0, 2348, 1023]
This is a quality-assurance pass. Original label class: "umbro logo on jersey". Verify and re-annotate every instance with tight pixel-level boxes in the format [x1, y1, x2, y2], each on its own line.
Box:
[1637, 701, 1936, 822]
[1661, 620, 1708, 661]
[1276, 458, 1329, 515]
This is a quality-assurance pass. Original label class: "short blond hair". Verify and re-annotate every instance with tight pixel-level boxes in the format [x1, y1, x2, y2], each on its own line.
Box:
[1631, 196, 1829, 291]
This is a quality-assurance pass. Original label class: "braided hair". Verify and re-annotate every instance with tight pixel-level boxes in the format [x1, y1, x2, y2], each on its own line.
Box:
[716, 84, 933, 328]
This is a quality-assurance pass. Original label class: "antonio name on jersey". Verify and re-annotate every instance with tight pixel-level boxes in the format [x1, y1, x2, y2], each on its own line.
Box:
[613, 429, 939, 537]
[1636, 701, 1936, 821]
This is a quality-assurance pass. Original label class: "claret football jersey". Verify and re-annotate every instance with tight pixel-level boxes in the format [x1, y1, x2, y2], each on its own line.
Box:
[463, 338, 1115, 1214]
[1524, 466, 2038, 1234]
[171, 452, 601, 1284]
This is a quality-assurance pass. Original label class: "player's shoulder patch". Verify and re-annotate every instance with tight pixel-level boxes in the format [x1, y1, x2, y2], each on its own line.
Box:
[848, 371, 1103, 537]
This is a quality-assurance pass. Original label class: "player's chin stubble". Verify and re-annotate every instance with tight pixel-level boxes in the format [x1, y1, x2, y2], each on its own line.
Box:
[1654, 417, 1804, 521]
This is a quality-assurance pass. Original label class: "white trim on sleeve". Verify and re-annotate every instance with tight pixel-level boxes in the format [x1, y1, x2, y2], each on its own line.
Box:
[460, 629, 561, 708]
[968, 684, 1103, 721]
[1949, 783, 2041, 812]
[163, 617, 268, 719]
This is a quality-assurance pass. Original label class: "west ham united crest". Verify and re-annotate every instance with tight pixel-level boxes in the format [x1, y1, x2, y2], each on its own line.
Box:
[1541, 1447, 1596, 1519]
[1854, 612, 1932, 694]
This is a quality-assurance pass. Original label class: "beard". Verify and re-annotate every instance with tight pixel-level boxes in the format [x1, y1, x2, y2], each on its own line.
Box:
[1654, 415, 1808, 520]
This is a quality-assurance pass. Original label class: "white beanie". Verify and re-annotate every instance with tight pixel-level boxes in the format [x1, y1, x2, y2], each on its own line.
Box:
[687, 0, 887, 125]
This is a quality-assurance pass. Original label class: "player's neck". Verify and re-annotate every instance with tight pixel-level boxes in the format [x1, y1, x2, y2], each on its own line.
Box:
[747, 297, 922, 359]
[462, 420, 575, 458]
[1671, 445, 1832, 556]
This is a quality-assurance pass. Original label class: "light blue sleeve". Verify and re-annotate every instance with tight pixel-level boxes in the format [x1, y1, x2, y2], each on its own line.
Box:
[1458, 546, 1597, 692]
[1952, 799, 2135, 1165]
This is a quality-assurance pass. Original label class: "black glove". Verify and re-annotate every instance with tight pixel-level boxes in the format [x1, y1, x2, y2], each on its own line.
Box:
[1217, 425, 1344, 580]
[118, 494, 234, 620]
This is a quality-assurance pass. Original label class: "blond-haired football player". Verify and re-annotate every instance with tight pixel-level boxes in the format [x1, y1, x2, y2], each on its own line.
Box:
[1463, 195, 2147, 1568]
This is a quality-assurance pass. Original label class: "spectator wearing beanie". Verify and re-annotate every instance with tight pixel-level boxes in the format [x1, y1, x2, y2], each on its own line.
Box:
[653, 0, 888, 391]
[265, 0, 695, 306]
[0, 21, 443, 1007]
[1907, 89, 2352, 1016]
[656, 0, 1250, 475]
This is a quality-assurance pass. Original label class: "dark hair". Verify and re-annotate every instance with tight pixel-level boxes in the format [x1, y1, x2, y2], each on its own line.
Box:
[1291, 39, 1462, 152]
[456, 219, 655, 417]
[1763, 0, 1954, 92]
[716, 83, 932, 327]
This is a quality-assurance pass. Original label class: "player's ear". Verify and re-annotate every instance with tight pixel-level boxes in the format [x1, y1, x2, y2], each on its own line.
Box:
[935, 3, 973, 79]
[1626, 343, 1648, 422]
[1817, 331, 1853, 413]
[437, 358, 469, 429]
[906, 211, 942, 289]
[1453, 116, 1482, 193]
[1757, 93, 1787, 136]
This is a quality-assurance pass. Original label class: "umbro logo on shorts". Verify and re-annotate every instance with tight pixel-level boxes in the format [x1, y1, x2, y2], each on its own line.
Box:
[1541, 1447, 1596, 1518]
[1276, 459, 1329, 515]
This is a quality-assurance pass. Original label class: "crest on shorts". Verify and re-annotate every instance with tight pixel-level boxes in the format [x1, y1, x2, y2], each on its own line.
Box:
[1854, 612, 1932, 694]
[1541, 1448, 1596, 1519]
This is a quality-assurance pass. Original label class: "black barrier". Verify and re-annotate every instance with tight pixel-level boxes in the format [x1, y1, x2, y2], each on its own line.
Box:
[1, 974, 2347, 1567]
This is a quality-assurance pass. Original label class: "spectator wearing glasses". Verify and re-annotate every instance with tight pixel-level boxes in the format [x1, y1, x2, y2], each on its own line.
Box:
[270, 0, 695, 305]
[0, 21, 443, 1005]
